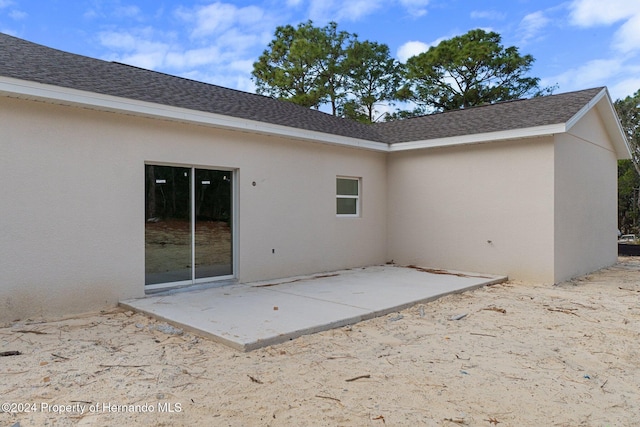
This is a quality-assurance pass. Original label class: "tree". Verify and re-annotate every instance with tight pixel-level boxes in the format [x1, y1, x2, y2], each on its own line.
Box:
[252, 21, 354, 114]
[615, 90, 640, 175]
[618, 159, 640, 234]
[615, 90, 640, 234]
[401, 29, 550, 112]
[320, 22, 354, 116]
[341, 41, 403, 123]
[253, 21, 403, 121]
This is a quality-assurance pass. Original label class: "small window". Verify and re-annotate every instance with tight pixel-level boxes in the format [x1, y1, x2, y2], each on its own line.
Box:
[336, 177, 360, 216]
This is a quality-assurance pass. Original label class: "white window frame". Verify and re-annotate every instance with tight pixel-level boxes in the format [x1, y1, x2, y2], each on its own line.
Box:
[336, 176, 361, 217]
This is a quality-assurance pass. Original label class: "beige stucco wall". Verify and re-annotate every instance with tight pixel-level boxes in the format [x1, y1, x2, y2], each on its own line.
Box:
[387, 138, 557, 282]
[553, 109, 618, 282]
[0, 97, 387, 323]
[1, 92, 622, 323]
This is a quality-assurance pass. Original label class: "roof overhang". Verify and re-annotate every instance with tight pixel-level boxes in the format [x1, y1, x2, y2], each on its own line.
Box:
[564, 88, 631, 160]
[0, 76, 389, 152]
[1, 76, 631, 159]
[388, 123, 566, 152]
[390, 88, 632, 159]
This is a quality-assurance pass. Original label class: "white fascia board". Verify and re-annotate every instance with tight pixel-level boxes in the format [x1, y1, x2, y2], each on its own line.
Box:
[564, 87, 631, 159]
[388, 123, 567, 152]
[0, 76, 388, 152]
[565, 88, 606, 131]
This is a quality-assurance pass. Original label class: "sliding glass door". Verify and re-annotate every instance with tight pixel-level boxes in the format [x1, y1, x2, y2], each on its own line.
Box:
[194, 169, 233, 279]
[145, 165, 233, 288]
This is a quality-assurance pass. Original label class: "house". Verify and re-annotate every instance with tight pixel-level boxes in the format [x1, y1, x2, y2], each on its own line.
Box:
[0, 33, 631, 323]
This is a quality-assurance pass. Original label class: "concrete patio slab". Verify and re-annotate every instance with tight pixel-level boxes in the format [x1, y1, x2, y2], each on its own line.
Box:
[120, 265, 507, 351]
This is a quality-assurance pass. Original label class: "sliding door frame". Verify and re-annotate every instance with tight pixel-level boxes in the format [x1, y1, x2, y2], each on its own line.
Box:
[144, 162, 238, 292]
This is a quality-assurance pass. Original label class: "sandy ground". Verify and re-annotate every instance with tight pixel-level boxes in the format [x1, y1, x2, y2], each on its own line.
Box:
[1, 258, 639, 426]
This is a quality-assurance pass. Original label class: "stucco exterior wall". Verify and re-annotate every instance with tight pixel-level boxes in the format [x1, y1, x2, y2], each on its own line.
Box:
[387, 138, 556, 282]
[0, 97, 387, 323]
[1, 90, 623, 323]
[553, 109, 618, 282]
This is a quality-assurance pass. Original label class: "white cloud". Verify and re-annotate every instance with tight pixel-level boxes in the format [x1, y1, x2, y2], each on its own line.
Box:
[569, 0, 640, 54]
[398, 0, 430, 17]
[518, 11, 550, 45]
[98, 29, 173, 69]
[397, 40, 429, 62]
[613, 13, 640, 53]
[99, 29, 158, 52]
[610, 76, 640, 100]
[216, 27, 264, 53]
[0, 0, 25, 21]
[114, 5, 141, 19]
[541, 58, 625, 92]
[93, 0, 444, 94]
[180, 68, 256, 93]
[307, 0, 384, 22]
[471, 10, 506, 20]
[305, 0, 331, 22]
[82, 2, 149, 21]
[553, 1, 640, 99]
[338, 0, 383, 20]
[176, 2, 266, 39]
[116, 51, 167, 70]
[83, 8, 98, 19]
[97, 2, 272, 80]
[396, 33, 457, 62]
[98, 28, 258, 72]
[303, 0, 429, 23]
[569, 0, 640, 27]
[165, 45, 221, 69]
[8, 9, 25, 19]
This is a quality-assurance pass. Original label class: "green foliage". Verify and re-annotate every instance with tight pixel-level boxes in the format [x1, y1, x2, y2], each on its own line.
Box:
[615, 90, 640, 173]
[253, 25, 549, 120]
[341, 41, 403, 123]
[383, 107, 425, 121]
[253, 21, 401, 121]
[618, 159, 640, 234]
[252, 21, 354, 114]
[321, 22, 354, 115]
[401, 29, 548, 112]
[615, 90, 640, 234]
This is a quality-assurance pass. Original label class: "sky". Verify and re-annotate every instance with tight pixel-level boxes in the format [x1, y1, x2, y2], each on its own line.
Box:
[1, 0, 640, 101]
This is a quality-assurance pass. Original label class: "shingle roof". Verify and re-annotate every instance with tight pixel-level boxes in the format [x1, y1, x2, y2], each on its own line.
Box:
[375, 87, 604, 143]
[0, 33, 383, 142]
[0, 32, 604, 145]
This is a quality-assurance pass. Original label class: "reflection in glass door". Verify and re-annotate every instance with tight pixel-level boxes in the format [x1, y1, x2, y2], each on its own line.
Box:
[145, 166, 192, 285]
[195, 169, 232, 279]
[145, 165, 233, 288]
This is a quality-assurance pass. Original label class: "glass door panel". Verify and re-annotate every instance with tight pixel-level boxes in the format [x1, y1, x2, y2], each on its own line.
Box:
[145, 165, 192, 285]
[195, 169, 233, 279]
[145, 165, 234, 288]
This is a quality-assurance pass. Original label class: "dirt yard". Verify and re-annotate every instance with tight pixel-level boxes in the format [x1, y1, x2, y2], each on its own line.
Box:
[1, 258, 639, 426]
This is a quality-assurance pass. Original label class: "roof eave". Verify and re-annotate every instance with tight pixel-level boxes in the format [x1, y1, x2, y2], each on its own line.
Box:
[388, 123, 567, 152]
[2, 76, 628, 158]
[0, 76, 389, 152]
